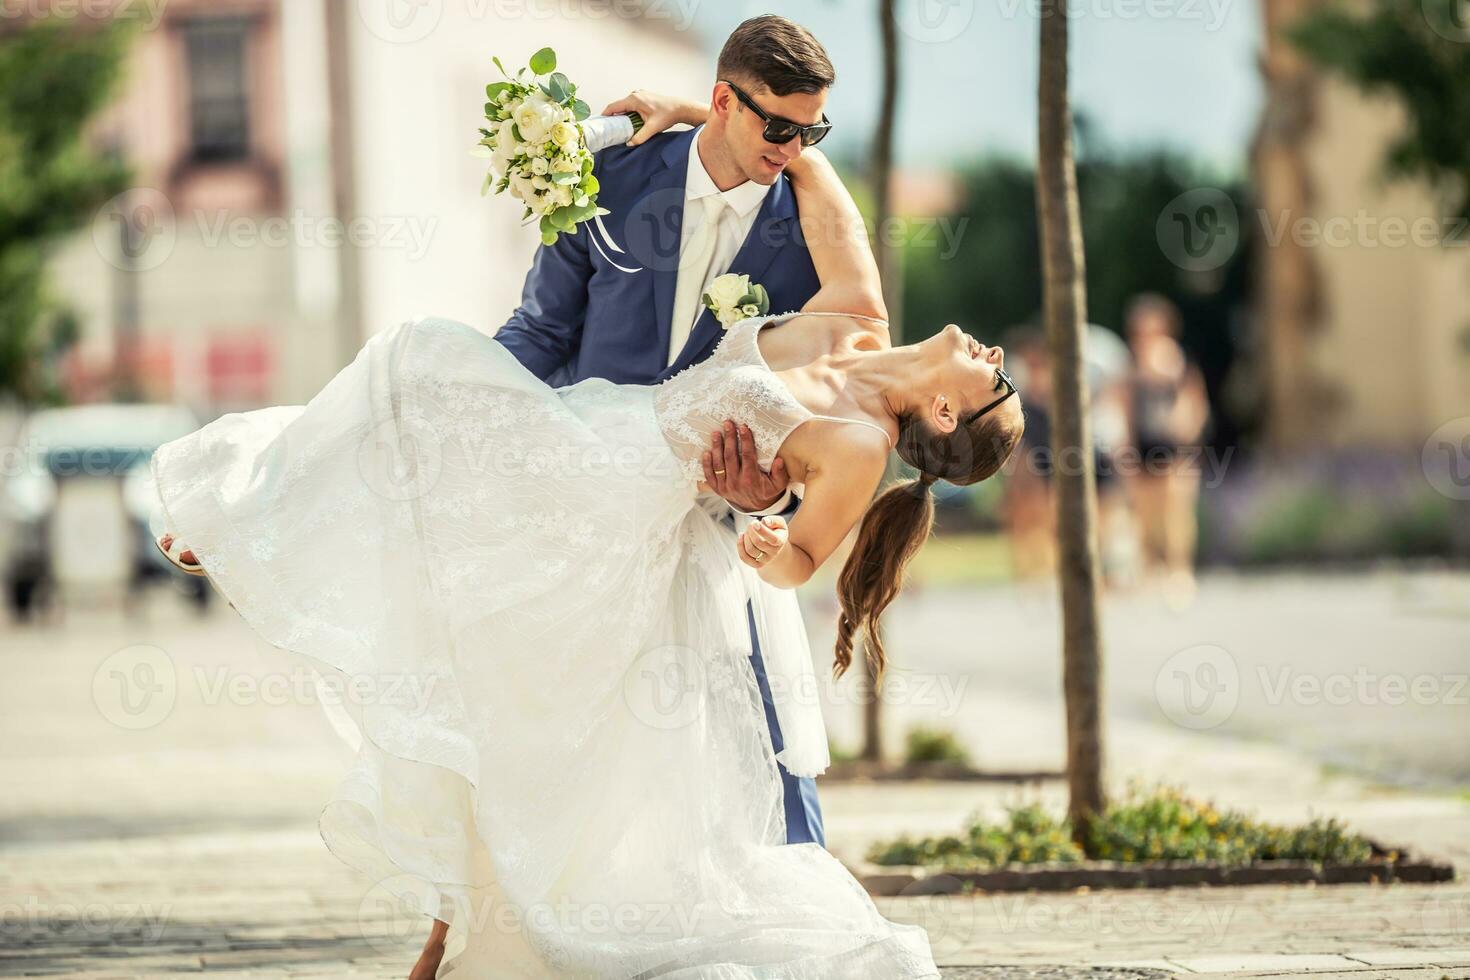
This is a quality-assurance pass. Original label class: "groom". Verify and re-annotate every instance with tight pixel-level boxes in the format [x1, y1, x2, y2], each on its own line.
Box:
[494, 15, 837, 846]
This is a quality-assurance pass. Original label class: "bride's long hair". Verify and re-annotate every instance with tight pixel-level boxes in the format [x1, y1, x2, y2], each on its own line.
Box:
[833, 405, 1025, 680]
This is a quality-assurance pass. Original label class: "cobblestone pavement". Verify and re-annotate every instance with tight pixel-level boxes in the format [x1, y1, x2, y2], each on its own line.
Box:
[2, 579, 1469, 978]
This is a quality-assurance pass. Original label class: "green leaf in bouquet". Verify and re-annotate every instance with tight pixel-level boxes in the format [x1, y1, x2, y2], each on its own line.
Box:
[581, 156, 594, 176]
[539, 213, 559, 245]
[481, 171, 495, 197]
[492, 55, 510, 78]
[572, 99, 591, 121]
[486, 81, 513, 102]
[550, 169, 580, 185]
[547, 72, 571, 103]
[563, 201, 599, 224]
[593, 207, 611, 218]
[750, 283, 770, 313]
[511, 123, 523, 143]
[478, 127, 492, 138]
[529, 47, 556, 75]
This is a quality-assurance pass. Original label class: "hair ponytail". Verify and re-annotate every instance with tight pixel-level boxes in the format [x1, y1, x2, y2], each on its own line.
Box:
[833, 476, 936, 682]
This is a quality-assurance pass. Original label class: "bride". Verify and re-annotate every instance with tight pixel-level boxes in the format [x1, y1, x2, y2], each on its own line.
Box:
[150, 127, 1023, 978]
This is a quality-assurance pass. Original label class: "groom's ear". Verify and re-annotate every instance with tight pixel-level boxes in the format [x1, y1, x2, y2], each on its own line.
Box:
[710, 82, 735, 122]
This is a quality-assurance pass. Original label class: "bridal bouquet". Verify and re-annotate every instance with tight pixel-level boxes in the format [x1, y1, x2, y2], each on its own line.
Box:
[476, 47, 642, 246]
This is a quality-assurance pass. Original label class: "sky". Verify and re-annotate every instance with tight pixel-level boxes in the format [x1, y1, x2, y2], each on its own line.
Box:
[678, 0, 1265, 175]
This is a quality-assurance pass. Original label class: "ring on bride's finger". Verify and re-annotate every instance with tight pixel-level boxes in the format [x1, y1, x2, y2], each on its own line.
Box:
[754, 549, 766, 561]
[714, 468, 726, 476]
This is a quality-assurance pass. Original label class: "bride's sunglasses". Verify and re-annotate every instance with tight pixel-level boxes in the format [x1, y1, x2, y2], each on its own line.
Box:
[972, 367, 1019, 421]
[719, 80, 833, 148]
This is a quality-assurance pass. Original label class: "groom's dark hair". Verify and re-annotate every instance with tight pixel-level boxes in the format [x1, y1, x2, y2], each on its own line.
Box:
[717, 15, 835, 96]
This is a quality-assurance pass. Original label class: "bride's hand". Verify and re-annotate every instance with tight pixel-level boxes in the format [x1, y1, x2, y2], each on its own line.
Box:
[739, 516, 789, 571]
[601, 90, 709, 147]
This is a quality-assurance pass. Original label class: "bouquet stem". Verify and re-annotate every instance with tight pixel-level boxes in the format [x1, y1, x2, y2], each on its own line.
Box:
[580, 111, 644, 153]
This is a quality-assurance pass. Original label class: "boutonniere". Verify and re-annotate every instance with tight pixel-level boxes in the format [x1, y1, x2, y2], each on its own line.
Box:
[703, 273, 771, 329]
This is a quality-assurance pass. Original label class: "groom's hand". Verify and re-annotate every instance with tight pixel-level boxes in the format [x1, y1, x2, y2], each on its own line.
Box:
[703, 421, 790, 514]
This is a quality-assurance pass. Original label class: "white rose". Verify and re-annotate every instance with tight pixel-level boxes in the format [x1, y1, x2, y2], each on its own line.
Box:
[496, 117, 517, 149]
[553, 184, 574, 207]
[531, 175, 550, 190]
[490, 142, 512, 177]
[550, 121, 579, 149]
[717, 307, 743, 327]
[514, 102, 548, 144]
[530, 156, 549, 175]
[706, 274, 750, 312]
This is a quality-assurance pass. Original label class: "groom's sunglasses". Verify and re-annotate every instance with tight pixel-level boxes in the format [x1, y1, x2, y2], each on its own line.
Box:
[719, 80, 833, 148]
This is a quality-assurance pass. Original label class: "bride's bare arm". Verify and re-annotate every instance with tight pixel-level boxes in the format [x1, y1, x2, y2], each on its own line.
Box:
[786, 150, 887, 322]
[601, 91, 708, 145]
[738, 428, 888, 587]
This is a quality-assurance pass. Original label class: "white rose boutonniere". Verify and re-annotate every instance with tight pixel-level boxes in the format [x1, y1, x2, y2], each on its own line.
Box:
[702, 273, 771, 329]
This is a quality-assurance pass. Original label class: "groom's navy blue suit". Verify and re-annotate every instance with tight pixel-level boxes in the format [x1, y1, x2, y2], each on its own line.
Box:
[496, 127, 825, 846]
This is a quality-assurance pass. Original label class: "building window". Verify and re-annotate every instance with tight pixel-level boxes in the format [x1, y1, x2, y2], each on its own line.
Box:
[184, 18, 251, 163]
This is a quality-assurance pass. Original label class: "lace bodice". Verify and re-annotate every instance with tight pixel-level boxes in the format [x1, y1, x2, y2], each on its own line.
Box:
[653, 313, 823, 485]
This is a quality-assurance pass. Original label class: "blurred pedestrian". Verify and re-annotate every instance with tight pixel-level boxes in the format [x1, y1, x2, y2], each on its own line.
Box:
[1123, 294, 1210, 598]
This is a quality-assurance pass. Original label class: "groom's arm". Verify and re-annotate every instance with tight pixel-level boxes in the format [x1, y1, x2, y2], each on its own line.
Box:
[493, 229, 593, 382]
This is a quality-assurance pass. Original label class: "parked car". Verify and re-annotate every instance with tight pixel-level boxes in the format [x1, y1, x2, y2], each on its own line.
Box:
[3, 403, 204, 618]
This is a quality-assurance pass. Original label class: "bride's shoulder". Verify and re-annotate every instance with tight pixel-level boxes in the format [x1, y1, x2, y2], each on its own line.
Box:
[777, 311, 890, 350]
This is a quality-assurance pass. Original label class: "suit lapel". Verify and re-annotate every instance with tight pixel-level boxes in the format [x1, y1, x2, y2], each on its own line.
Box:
[641, 131, 696, 367]
[668, 174, 796, 375]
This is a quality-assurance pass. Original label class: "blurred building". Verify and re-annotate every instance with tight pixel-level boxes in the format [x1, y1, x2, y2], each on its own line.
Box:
[1254, 0, 1470, 451]
[41, 0, 705, 413]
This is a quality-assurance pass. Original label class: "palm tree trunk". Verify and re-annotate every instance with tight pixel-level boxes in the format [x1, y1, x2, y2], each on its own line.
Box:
[1036, 0, 1106, 844]
[860, 0, 902, 765]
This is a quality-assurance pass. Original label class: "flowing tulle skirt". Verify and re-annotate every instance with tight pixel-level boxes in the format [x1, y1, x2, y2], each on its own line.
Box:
[150, 317, 938, 978]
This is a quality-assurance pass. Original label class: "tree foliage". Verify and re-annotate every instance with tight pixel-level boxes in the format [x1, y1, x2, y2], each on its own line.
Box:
[0, 19, 133, 404]
[1289, 0, 1470, 222]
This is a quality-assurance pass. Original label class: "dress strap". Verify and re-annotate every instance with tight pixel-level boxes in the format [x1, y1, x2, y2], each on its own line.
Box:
[767, 310, 890, 328]
[807, 413, 896, 448]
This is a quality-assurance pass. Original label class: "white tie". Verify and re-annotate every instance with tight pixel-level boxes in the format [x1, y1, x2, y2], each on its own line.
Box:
[668, 194, 729, 366]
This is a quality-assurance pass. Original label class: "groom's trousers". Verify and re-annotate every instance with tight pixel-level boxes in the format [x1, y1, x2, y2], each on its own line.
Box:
[745, 602, 826, 846]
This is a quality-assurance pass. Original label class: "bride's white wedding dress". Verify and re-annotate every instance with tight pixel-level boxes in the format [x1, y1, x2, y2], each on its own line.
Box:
[149, 312, 938, 978]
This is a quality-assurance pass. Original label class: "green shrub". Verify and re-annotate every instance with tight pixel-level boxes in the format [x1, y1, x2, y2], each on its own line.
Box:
[867, 785, 1373, 868]
[903, 726, 971, 765]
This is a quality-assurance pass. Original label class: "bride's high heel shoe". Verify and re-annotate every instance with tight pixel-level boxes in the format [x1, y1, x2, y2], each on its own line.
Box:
[155, 534, 207, 577]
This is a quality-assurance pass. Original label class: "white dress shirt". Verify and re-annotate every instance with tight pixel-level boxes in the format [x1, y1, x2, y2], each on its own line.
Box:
[667, 127, 771, 366]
